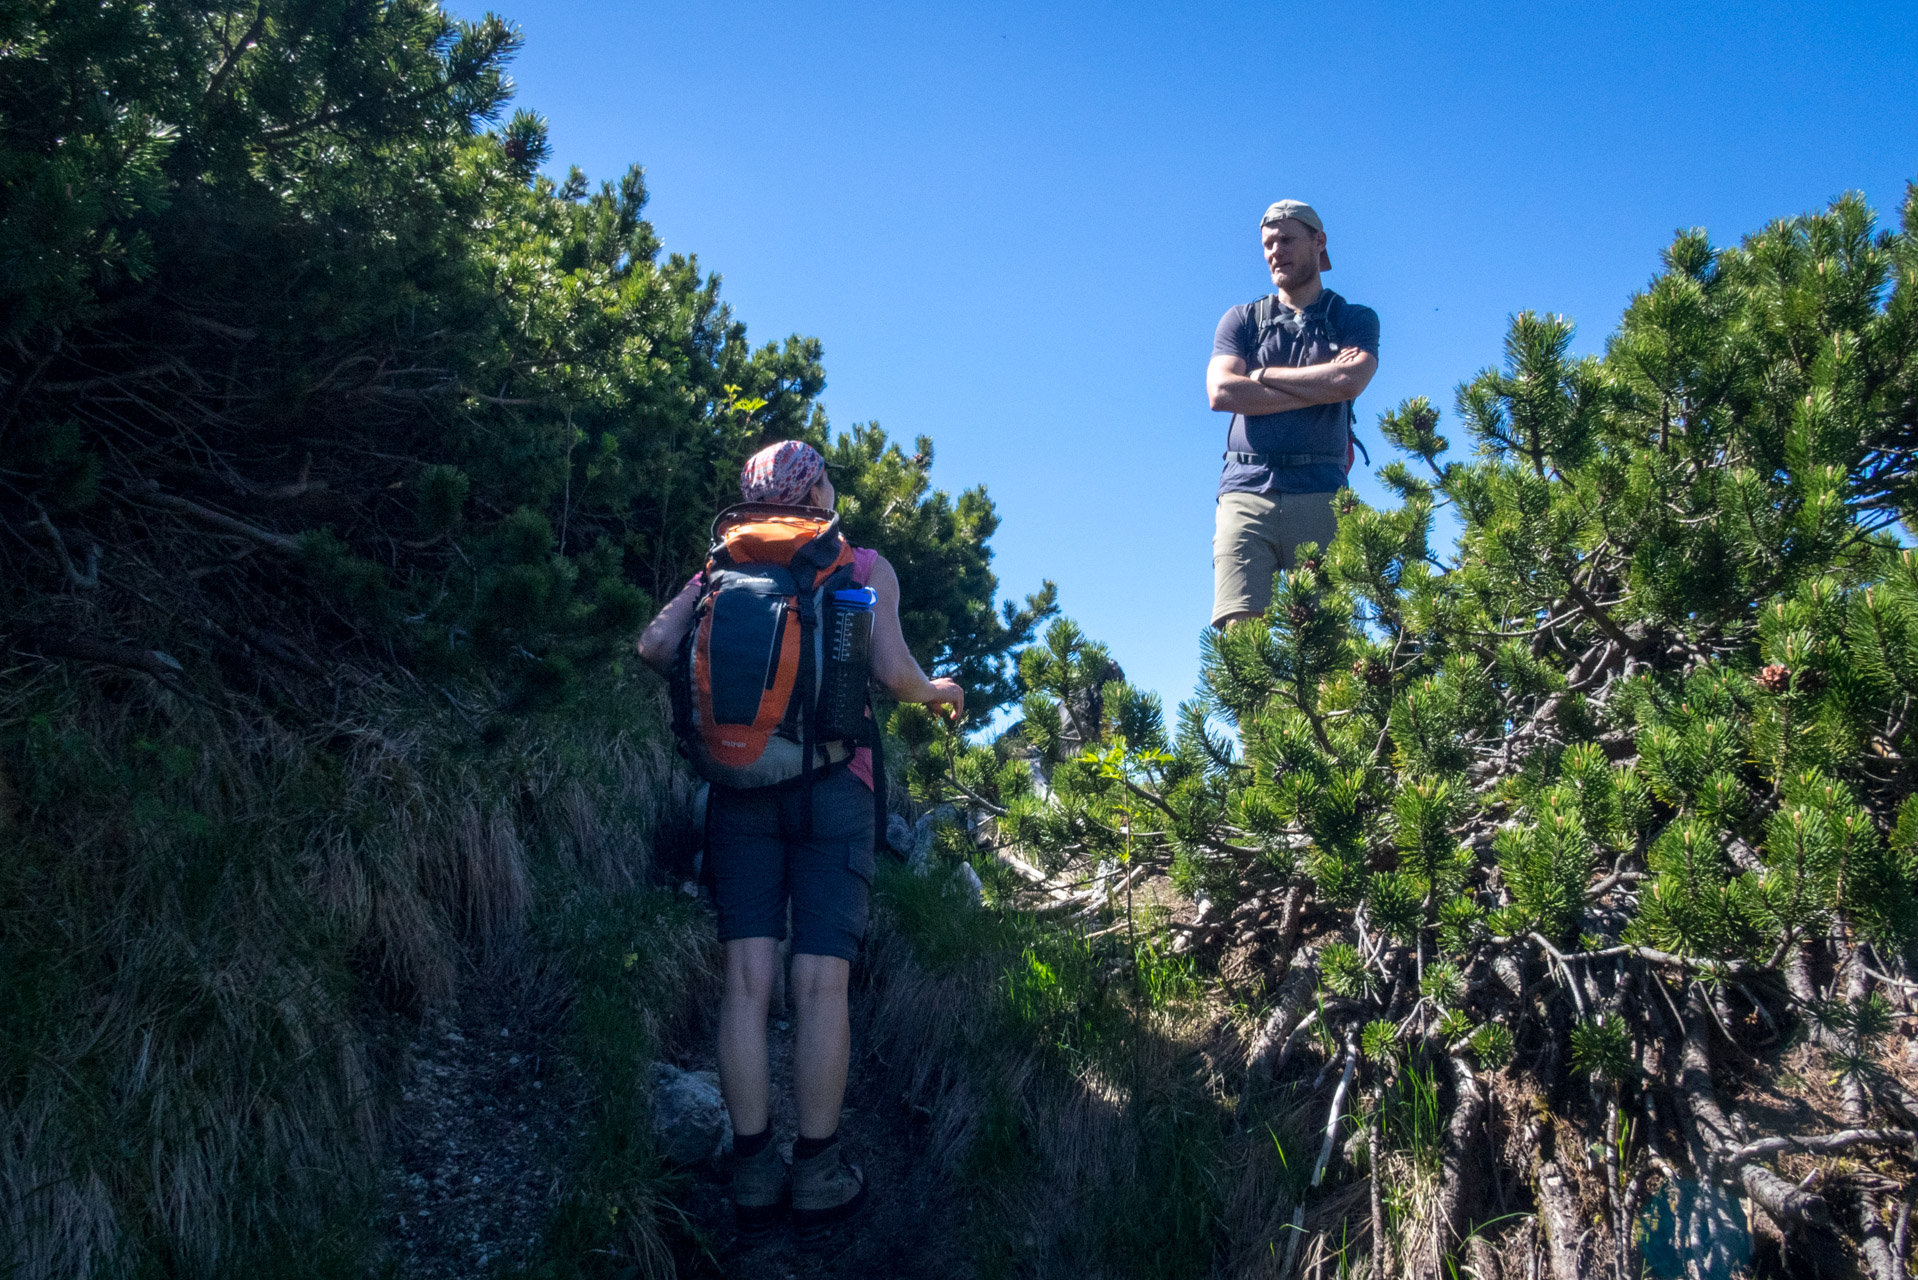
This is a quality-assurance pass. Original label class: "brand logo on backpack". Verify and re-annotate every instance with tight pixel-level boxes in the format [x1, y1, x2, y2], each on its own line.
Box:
[670, 504, 869, 790]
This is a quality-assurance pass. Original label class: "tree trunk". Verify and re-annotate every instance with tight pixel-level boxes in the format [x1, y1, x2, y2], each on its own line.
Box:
[1428, 1057, 1488, 1279]
[1536, 1161, 1592, 1280]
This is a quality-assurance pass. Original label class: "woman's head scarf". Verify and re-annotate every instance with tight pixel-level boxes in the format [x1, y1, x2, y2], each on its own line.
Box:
[740, 440, 826, 506]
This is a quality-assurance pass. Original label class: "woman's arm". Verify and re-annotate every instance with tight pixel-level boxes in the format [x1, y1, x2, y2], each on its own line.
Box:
[867, 555, 965, 716]
[636, 579, 699, 671]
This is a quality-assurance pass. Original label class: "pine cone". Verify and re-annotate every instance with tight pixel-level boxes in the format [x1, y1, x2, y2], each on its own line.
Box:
[1353, 658, 1391, 687]
[1287, 601, 1314, 627]
[1757, 664, 1791, 694]
[1795, 668, 1826, 694]
[1271, 760, 1293, 785]
[1302, 557, 1322, 573]
[502, 136, 528, 162]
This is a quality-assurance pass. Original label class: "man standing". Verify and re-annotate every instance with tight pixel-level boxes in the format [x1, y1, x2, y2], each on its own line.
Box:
[1206, 200, 1379, 628]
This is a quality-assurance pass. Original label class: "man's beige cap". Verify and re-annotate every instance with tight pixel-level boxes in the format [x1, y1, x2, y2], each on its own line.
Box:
[1260, 199, 1332, 270]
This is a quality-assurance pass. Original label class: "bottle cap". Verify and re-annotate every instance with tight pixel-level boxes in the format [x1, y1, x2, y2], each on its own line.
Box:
[832, 587, 877, 608]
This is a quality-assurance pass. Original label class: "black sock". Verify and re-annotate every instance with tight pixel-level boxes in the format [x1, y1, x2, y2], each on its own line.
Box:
[733, 1127, 772, 1158]
[793, 1132, 837, 1161]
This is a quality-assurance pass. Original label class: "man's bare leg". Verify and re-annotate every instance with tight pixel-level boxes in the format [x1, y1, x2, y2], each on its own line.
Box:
[789, 952, 852, 1139]
[718, 936, 779, 1135]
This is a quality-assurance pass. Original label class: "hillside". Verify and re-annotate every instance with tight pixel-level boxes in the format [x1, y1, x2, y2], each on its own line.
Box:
[0, 4, 1036, 1276]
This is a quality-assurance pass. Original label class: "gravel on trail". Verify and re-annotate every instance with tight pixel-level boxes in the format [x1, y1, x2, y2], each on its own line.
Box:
[374, 942, 971, 1279]
[669, 966, 973, 1280]
[376, 978, 581, 1279]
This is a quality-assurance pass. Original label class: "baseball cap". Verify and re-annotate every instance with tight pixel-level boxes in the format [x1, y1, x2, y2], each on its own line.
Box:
[1260, 200, 1332, 270]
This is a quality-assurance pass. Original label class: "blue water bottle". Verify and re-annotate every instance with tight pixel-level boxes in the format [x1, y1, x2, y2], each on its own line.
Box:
[819, 587, 876, 738]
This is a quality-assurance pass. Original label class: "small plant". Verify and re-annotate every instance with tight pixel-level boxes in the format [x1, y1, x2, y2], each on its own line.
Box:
[1570, 1015, 1634, 1083]
[1320, 942, 1375, 1000]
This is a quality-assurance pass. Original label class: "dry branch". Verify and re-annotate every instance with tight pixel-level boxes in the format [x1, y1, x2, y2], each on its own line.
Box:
[1535, 1161, 1592, 1280]
[131, 483, 303, 553]
[20, 628, 184, 680]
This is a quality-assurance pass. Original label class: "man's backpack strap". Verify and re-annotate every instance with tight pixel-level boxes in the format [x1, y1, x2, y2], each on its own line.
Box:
[1247, 290, 1345, 359]
[1247, 293, 1277, 357]
[1322, 293, 1373, 466]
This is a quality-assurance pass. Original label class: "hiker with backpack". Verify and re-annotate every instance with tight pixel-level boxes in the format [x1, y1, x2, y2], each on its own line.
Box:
[1206, 199, 1379, 628]
[636, 440, 964, 1242]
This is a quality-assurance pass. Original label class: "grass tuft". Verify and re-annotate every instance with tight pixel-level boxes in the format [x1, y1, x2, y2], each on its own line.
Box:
[0, 664, 707, 1278]
[866, 863, 1233, 1279]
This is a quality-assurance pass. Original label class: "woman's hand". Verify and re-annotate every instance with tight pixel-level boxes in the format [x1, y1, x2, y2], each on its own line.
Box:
[924, 677, 965, 719]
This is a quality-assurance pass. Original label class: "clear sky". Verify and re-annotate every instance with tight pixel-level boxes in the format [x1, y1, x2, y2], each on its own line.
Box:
[480, 0, 1918, 719]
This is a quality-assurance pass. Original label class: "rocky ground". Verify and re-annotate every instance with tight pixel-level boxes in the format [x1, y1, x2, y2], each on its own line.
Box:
[373, 937, 968, 1279]
[375, 976, 583, 1278]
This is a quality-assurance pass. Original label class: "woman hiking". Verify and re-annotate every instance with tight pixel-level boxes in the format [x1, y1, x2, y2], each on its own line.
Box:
[636, 440, 964, 1241]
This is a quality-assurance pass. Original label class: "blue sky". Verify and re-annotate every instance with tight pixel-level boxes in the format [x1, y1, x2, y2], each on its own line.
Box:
[484, 0, 1918, 718]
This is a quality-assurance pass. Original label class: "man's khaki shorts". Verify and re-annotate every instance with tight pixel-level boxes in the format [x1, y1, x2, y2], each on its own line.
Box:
[1212, 490, 1339, 627]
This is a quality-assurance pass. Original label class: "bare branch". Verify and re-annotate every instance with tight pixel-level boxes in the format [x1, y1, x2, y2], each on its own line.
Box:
[129, 483, 303, 553]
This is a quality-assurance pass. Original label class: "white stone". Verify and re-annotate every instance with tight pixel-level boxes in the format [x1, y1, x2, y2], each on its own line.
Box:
[909, 805, 959, 874]
[650, 1063, 729, 1165]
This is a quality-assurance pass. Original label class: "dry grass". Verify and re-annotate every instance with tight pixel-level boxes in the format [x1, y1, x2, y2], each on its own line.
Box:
[864, 867, 1263, 1279]
[0, 663, 698, 1279]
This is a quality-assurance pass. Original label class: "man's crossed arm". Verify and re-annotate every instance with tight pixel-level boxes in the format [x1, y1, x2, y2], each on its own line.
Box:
[1206, 346, 1377, 416]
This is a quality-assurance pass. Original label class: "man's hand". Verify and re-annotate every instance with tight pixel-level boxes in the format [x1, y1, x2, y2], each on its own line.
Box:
[1207, 354, 1312, 414]
[924, 678, 965, 719]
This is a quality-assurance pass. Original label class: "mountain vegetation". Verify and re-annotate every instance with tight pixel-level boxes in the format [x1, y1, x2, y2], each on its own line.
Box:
[899, 187, 1918, 1279]
[0, 3, 1037, 1275]
[10, 3, 1918, 1279]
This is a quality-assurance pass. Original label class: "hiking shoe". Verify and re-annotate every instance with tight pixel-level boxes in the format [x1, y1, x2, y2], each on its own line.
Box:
[790, 1142, 868, 1243]
[728, 1139, 789, 1239]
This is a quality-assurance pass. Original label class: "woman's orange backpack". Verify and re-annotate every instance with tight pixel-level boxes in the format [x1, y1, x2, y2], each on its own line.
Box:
[668, 504, 871, 792]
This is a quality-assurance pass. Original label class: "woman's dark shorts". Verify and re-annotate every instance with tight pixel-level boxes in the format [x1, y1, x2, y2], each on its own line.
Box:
[707, 766, 876, 962]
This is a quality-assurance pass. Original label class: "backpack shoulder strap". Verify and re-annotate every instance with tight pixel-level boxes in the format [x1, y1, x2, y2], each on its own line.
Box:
[1312, 290, 1371, 465]
[1248, 294, 1275, 349]
[1322, 290, 1345, 351]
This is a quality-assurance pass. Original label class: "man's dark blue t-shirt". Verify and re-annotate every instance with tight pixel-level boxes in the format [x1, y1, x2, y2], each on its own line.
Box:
[1212, 289, 1380, 497]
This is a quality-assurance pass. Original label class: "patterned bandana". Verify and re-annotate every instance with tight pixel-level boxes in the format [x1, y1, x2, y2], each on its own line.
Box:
[739, 440, 825, 506]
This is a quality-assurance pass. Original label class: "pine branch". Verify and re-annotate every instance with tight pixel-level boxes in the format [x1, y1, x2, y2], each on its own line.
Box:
[129, 482, 303, 553]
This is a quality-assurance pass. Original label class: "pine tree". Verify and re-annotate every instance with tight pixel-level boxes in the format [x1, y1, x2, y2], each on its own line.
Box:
[907, 186, 1918, 1279]
[0, 0, 1035, 722]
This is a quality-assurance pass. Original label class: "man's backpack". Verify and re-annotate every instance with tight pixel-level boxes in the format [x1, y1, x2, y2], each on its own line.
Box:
[669, 503, 876, 793]
[1244, 289, 1371, 467]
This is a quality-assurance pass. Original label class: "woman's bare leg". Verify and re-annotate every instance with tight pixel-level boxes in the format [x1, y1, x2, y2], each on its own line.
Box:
[717, 937, 779, 1134]
[789, 952, 852, 1139]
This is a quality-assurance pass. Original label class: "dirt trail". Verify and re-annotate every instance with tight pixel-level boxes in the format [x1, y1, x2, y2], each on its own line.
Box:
[372, 951, 967, 1278]
[669, 967, 971, 1279]
[375, 974, 581, 1278]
